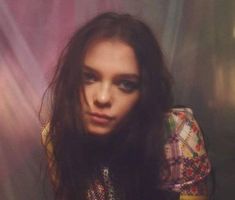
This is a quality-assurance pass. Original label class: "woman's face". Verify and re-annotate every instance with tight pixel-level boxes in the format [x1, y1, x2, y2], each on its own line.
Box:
[80, 39, 140, 135]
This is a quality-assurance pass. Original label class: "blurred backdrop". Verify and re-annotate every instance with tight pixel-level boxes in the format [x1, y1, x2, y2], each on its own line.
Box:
[0, 0, 234, 199]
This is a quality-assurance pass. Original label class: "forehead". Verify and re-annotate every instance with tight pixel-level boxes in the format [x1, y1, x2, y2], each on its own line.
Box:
[83, 39, 139, 75]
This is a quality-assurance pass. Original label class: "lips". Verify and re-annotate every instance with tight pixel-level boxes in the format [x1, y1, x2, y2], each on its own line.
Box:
[88, 112, 114, 125]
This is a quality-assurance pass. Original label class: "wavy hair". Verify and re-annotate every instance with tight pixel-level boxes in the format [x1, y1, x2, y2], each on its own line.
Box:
[43, 12, 173, 200]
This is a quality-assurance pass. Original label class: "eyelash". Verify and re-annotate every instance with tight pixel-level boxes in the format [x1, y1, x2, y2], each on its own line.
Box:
[116, 79, 139, 93]
[83, 72, 97, 84]
[82, 71, 139, 93]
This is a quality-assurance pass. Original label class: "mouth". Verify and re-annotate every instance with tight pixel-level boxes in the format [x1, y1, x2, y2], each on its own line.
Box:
[88, 112, 115, 125]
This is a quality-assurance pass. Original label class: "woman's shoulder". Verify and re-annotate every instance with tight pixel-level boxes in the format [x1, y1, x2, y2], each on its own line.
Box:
[161, 107, 211, 194]
[164, 107, 196, 138]
[164, 107, 206, 157]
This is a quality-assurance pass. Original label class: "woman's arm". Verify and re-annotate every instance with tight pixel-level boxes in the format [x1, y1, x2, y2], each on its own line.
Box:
[161, 108, 211, 200]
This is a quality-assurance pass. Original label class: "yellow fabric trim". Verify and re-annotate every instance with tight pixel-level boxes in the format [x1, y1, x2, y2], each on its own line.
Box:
[180, 195, 208, 200]
[41, 124, 58, 187]
[41, 123, 53, 155]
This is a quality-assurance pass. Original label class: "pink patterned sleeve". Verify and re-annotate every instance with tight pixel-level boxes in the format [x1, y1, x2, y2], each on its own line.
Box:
[160, 108, 211, 196]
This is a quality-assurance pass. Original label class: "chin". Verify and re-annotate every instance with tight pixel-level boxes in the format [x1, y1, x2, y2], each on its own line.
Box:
[87, 127, 112, 136]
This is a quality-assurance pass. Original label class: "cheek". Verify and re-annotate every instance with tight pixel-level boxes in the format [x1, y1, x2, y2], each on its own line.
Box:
[79, 90, 89, 112]
[118, 93, 140, 117]
[80, 86, 92, 106]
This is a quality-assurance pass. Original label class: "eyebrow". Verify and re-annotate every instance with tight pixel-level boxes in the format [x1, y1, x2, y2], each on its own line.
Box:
[83, 65, 140, 80]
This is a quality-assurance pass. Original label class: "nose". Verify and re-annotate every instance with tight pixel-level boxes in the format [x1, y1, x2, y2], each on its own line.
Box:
[94, 83, 112, 108]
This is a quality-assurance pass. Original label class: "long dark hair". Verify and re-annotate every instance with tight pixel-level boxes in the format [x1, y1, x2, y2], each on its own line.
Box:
[43, 12, 173, 200]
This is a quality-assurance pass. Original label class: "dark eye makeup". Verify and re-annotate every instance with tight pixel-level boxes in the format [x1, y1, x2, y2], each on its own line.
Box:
[82, 66, 140, 93]
[83, 71, 97, 84]
[115, 79, 140, 93]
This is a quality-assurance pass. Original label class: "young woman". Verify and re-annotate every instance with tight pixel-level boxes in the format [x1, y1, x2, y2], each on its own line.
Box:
[42, 12, 211, 200]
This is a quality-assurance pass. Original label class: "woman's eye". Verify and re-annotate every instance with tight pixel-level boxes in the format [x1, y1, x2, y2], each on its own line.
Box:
[118, 80, 139, 93]
[83, 72, 97, 84]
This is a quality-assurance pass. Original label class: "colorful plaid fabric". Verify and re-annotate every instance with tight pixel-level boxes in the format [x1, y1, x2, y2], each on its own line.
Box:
[160, 108, 211, 195]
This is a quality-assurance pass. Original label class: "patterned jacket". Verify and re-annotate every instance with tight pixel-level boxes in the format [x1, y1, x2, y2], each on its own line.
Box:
[161, 108, 211, 199]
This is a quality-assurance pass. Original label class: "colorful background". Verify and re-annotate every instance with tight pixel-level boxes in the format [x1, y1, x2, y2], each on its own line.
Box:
[0, 0, 234, 199]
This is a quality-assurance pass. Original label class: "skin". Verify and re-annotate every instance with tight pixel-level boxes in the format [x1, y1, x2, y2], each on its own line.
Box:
[80, 39, 140, 135]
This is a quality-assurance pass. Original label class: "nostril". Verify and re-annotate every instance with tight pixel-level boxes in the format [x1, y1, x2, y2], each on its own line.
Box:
[94, 99, 111, 108]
